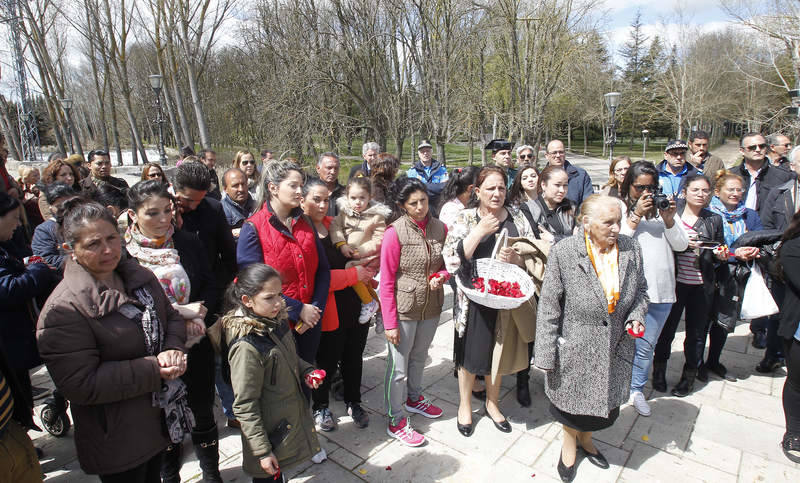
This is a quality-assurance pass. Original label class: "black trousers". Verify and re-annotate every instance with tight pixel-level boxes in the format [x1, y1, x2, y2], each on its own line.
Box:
[784, 338, 800, 435]
[182, 337, 217, 431]
[699, 317, 729, 368]
[98, 452, 162, 483]
[655, 283, 707, 369]
[312, 323, 370, 410]
[294, 321, 323, 400]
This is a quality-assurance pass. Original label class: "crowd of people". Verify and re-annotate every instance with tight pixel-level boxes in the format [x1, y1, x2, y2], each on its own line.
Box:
[0, 130, 799, 482]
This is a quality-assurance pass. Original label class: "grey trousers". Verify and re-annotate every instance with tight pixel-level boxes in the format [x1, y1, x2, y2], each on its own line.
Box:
[384, 317, 439, 425]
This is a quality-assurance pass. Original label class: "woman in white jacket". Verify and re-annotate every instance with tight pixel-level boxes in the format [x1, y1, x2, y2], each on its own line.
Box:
[618, 161, 688, 417]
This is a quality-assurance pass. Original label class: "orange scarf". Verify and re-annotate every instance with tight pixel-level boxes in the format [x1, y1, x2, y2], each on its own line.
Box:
[585, 231, 620, 314]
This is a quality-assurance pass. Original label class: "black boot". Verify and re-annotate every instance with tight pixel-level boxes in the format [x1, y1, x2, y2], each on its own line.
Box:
[671, 366, 697, 397]
[516, 371, 532, 407]
[652, 361, 668, 393]
[192, 426, 223, 482]
[160, 442, 183, 483]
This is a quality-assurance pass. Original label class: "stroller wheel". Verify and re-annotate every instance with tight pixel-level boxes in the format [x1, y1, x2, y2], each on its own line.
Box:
[40, 405, 71, 437]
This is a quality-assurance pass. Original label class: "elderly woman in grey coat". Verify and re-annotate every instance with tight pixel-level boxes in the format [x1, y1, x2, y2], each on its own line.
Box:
[535, 194, 648, 482]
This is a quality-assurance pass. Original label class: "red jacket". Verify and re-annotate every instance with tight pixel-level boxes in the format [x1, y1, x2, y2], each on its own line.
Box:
[248, 206, 319, 304]
[321, 217, 359, 332]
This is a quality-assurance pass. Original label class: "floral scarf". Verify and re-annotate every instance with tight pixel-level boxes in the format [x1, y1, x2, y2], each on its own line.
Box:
[125, 224, 191, 304]
[708, 196, 747, 246]
[585, 231, 620, 314]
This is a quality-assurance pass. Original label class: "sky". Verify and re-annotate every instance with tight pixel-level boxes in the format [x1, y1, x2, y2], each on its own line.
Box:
[603, 0, 735, 64]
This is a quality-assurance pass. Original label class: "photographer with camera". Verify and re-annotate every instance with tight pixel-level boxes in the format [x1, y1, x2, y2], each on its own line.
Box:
[618, 161, 689, 417]
[657, 140, 698, 198]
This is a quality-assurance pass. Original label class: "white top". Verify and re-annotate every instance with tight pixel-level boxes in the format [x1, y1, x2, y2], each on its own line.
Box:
[618, 199, 689, 304]
[745, 165, 761, 211]
[439, 198, 465, 230]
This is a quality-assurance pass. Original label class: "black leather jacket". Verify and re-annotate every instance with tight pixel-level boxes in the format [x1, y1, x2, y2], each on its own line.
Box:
[675, 202, 725, 306]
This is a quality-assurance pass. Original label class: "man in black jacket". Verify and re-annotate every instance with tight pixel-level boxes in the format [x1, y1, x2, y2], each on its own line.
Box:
[731, 132, 794, 219]
[174, 161, 236, 289]
[763, 146, 800, 232]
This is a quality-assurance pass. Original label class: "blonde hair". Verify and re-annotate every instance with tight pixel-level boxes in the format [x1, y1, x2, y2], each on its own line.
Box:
[713, 169, 744, 193]
[606, 156, 631, 189]
[234, 150, 260, 183]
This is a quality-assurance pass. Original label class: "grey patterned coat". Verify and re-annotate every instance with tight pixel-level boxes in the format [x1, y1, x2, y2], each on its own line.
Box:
[534, 231, 648, 418]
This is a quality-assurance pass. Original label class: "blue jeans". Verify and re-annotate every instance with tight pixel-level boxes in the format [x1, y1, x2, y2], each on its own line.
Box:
[631, 302, 673, 393]
[214, 356, 235, 419]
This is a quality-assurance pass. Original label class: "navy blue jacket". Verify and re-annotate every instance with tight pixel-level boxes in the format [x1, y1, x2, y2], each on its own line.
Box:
[0, 246, 59, 370]
[221, 194, 256, 230]
[563, 160, 594, 208]
[31, 220, 65, 272]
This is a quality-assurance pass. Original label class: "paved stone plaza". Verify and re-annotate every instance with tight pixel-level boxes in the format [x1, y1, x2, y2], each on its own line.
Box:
[28, 142, 800, 482]
[31, 282, 799, 482]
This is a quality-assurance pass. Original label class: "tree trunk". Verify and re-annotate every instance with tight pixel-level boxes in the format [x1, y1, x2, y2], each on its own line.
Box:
[107, 73, 123, 167]
[0, 97, 22, 161]
[184, 62, 211, 149]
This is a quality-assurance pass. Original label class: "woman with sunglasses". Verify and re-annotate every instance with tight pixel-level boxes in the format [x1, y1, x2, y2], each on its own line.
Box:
[652, 174, 726, 398]
[233, 150, 261, 197]
[618, 161, 688, 417]
[600, 156, 631, 199]
[696, 170, 763, 383]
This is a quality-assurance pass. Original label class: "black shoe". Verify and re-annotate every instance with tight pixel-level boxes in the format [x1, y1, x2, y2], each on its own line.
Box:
[579, 446, 609, 469]
[697, 363, 709, 383]
[516, 373, 532, 407]
[35, 447, 44, 459]
[456, 415, 474, 437]
[472, 389, 486, 401]
[670, 368, 696, 398]
[347, 403, 369, 429]
[752, 331, 767, 349]
[160, 443, 183, 483]
[557, 451, 576, 482]
[707, 363, 737, 382]
[755, 357, 785, 374]
[483, 403, 511, 433]
[783, 434, 800, 464]
[652, 361, 668, 393]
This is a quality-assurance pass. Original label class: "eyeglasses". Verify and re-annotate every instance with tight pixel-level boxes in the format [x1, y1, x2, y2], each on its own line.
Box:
[632, 184, 657, 192]
[547, 150, 565, 156]
[519, 154, 534, 159]
[744, 143, 768, 152]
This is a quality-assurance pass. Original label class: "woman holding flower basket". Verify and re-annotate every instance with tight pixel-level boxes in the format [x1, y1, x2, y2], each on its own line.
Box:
[443, 166, 538, 438]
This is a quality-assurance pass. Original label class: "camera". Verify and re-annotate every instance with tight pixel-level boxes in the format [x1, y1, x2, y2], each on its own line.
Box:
[652, 187, 671, 211]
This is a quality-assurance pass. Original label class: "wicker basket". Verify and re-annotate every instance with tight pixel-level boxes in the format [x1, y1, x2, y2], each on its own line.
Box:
[455, 229, 535, 310]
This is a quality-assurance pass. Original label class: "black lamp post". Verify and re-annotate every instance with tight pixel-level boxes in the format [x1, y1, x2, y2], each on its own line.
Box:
[61, 98, 74, 155]
[148, 74, 167, 166]
[604, 92, 621, 160]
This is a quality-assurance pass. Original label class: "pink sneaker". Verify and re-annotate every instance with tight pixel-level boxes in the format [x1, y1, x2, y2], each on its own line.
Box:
[387, 417, 426, 447]
[404, 395, 443, 419]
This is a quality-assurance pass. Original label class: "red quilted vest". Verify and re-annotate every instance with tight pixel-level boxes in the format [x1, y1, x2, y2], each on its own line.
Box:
[248, 207, 319, 304]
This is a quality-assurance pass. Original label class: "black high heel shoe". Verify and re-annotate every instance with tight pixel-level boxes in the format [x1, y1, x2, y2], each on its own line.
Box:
[483, 403, 511, 433]
[579, 446, 609, 469]
[557, 451, 576, 482]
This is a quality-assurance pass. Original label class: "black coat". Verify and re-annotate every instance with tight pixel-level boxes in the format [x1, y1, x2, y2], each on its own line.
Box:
[181, 197, 237, 302]
[762, 179, 797, 232]
[321, 235, 360, 330]
[0, 344, 34, 428]
[675, 203, 725, 308]
[730, 161, 793, 218]
[173, 229, 221, 324]
[778, 236, 800, 339]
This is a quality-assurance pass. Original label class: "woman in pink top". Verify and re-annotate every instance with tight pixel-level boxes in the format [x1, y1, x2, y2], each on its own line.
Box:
[379, 177, 448, 447]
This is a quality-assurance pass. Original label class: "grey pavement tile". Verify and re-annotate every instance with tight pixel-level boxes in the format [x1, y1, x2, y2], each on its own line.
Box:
[682, 435, 742, 475]
[738, 451, 800, 481]
[493, 455, 561, 482]
[627, 397, 699, 454]
[424, 413, 525, 466]
[354, 437, 484, 482]
[504, 433, 550, 466]
[717, 384, 784, 427]
[328, 446, 365, 471]
[294, 460, 366, 482]
[595, 405, 639, 447]
[533, 437, 630, 483]
[692, 405, 787, 465]
[619, 442, 736, 482]
[312, 410, 394, 460]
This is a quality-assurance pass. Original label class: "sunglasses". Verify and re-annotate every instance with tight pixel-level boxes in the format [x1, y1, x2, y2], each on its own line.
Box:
[519, 154, 534, 159]
[632, 184, 657, 192]
[241, 160, 256, 165]
[744, 143, 768, 152]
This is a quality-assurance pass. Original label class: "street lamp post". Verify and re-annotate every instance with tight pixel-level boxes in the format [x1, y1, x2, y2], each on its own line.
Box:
[148, 74, 167, 166]
[61, 98, 74, 155]
[789, 89, 800, 118]
[604, 92, 621, 160]
[641, 129, 649, 160]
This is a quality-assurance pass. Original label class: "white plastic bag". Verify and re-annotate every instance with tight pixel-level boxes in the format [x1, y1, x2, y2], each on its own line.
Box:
[739, 263, 779, 320]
